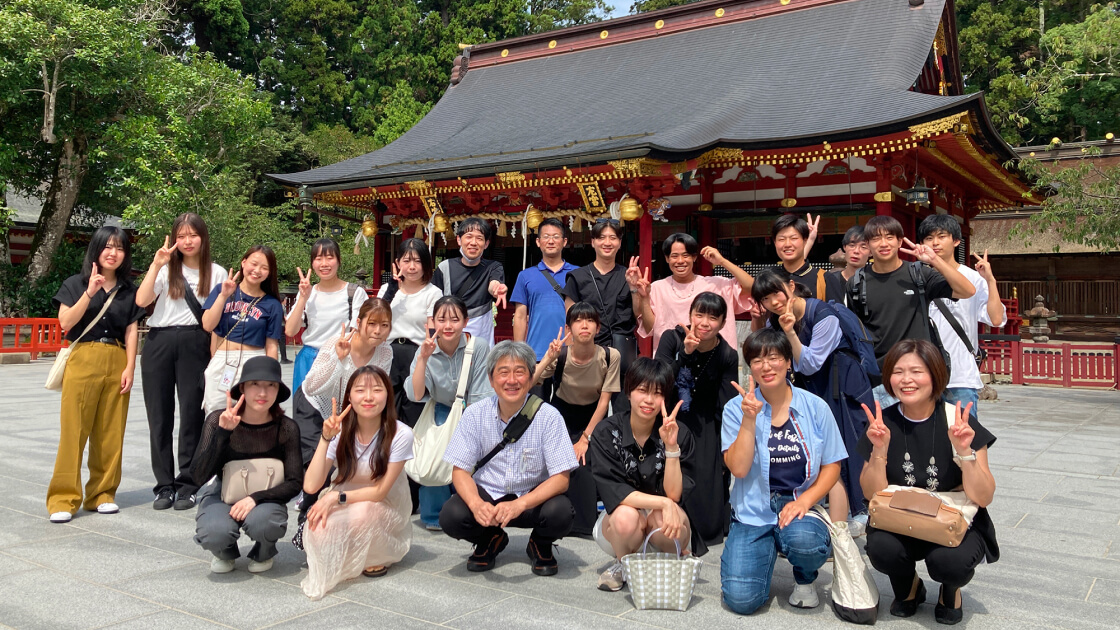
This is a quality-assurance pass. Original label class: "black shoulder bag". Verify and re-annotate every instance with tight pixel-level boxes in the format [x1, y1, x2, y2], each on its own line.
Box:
[473, 395, 546, 473]
[183, 285, 205, 326]
[538, 268, 566, 299]
[933, 299, 987, 367]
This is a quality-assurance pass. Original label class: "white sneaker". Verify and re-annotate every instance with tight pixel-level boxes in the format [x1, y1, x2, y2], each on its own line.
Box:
[49, 512, 72, 524]
[247, 558, 274, 574]
[789, 583, 820, 608]
[847, 518, 867, 537]
[96, 503, 119, 514]
[597, 561, 626, 592]
[210, 557, 235, 574]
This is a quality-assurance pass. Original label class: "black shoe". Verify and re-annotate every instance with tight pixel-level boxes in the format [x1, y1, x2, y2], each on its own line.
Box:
[526, 538, 558, 576]
[173, 493, 196, 511]
[467, 531, 509, 572]
[890, 578, 926, 618]
[153, 488, 174, 511]
[935, 585, 964, 625]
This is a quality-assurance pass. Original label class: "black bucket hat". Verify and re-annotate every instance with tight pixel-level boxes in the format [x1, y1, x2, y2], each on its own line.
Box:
[230, 356, 291, 404]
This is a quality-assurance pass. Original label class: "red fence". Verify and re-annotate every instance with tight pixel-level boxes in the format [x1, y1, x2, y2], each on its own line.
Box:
[0, 318, 67, 360]
[980, 339, 1119, 389]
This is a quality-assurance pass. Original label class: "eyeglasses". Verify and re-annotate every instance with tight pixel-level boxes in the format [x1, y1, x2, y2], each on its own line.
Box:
[538, 234, 565, 242]
[748, 355, 788, 369]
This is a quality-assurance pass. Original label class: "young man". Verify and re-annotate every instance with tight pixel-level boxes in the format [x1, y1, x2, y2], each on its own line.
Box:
[772, 213, 824, 298]
[440, 341, 578, 576]
[822, 226, 870, 305]
[918, 214, 1005, 413]
[630, 232, 755, 353]
[511, 218, 578, 360]
[431, 217, 508, 347]
[563, 219, 637, 411]
[846, 215, 976, 405]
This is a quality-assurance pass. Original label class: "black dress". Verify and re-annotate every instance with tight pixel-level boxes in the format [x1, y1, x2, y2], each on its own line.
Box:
[655, 326, 739, 544]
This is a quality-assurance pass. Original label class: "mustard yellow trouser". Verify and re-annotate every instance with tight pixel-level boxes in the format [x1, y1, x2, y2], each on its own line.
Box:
[48, 342, 129, 514]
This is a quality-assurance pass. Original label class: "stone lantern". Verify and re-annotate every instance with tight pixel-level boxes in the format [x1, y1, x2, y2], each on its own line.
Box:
[1024, 295, 1057, 343]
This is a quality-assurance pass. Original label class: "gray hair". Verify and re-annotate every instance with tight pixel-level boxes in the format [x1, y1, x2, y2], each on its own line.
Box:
[486, 340, 537, 376]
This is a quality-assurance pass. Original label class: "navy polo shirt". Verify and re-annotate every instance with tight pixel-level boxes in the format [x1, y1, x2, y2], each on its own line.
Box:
[510, 260, 578, 360]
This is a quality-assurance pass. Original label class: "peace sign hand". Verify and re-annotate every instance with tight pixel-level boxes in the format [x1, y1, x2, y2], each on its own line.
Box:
[861, 400, 891, 450]
[731, 376, 763, 419]
[972, 249, 995, 282]
[948, 401, 975, 455]
[391, 262, 404, 283]
[659, 400, 683, 449]
[900, 238, 936, 264]
[151, 235, 179, 269]
[544, 326, 569, 361]
[804, 213, 820, 258]
[220, 268, 241, 298]
[492, 282, 508, 309]
[334, 323, 356, 361]
[296, 267, 312, 299]
[625, 256, 642, 288]
[86, 263, 106, 296]
[683, 326, 701, 354]
[321, 397, 350, 442]
[778, 297, 797, 333]
[219, 392, 245, 430]
[419, 328, 438, 361]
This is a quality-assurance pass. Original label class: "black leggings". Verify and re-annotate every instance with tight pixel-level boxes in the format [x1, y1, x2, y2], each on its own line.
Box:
[865, 527, 987, 598]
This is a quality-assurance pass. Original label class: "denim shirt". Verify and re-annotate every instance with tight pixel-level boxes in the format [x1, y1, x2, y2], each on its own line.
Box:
[721, 385, 847, 527]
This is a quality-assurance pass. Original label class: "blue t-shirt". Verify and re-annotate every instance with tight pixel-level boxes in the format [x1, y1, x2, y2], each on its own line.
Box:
[767, 419, 807, 494]
[510, 260, 578, 360]
[202, 285, 285, 348]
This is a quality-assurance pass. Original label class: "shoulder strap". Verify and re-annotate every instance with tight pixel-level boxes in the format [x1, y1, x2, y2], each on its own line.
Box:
[73, 288, 118, 343]
[182, 284, 204, 325]
[453, 336, 475, 403]
[815, 268, 827, 300]
[603, 345, 612, 370]
[846, 267, 867, 316]
[553, 345, 569, 384]
[908, 262, 940, 343]
[438, 260, 452, 296]
[473, 395, 545, 473]
[934, 299, 975, 353]
[539, 267, 565, 298]
[346, 283, 357, 322]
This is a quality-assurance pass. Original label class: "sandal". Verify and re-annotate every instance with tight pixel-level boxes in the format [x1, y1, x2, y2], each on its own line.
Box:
[362, 565, 388, 578]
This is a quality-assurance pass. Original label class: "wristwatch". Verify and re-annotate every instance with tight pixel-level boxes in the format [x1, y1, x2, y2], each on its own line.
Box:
[953, 449, 977, 464]
[338, 491, 347, 504]
[664, 448, 681, 459]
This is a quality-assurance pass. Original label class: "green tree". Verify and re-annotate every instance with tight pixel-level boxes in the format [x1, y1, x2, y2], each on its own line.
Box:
[1018, 148, 1120, 250]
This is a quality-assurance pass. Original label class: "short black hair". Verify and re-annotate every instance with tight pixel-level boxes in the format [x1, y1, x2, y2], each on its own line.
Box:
[566, 301, 601, 328]
[917, 214, 962, 242]
[456, 217, 493, 241]
[841, 226, 866, 248]
[396, 237, 434, 284]
[83, 226, 134, 288]
[750, 269, 793, 304]
[537, 218, 567, 238]
[433, 295, 468, 320]
[689, 291, 727, 323]
[624, 357, 676, 398]
[771, 213, 809, 240]
[311, 238, 342, 264]
[863, 215, 905, 240]
[662, 233, 699, 257]
[742, 328, 794, 364]
[591, 219, 622, 240]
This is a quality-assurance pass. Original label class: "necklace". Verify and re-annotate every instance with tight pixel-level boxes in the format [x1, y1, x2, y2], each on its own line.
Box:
[901, 411, 940, 491]
[668, 277, 697, 301]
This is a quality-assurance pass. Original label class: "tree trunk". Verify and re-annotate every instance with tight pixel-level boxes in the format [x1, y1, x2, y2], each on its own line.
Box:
[26, 135, 88, 284]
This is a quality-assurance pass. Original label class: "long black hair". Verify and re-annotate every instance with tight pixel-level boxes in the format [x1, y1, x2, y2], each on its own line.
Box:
[240, 245, 281, 301]
[82, 226, 134, 288]
[335, 366, 399, 483]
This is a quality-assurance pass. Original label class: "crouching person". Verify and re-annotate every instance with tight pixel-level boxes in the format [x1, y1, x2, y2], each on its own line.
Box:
[192, 357, 303, 574]
[439, 341, 578, 576]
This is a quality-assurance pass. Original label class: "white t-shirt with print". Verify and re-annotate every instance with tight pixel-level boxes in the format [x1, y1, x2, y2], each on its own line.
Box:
[147, 263, 228, 328]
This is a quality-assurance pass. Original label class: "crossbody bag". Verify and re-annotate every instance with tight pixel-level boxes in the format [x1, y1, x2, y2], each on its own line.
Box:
[44, 288, 119, 391]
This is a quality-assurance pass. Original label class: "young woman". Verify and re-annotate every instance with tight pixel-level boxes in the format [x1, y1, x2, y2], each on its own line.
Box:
[192, 356, 303, 574]
[588, 358, 700, 593]
[404, 296, 493, 529]
[531, 301, 621, 536]
[859, 340, 997, 625]
[751, 269, 873, 527]
[720, 328, 847, 615]
[654, 292, 739, 545]
[49, 226, 147, 523]
[201, 245, 285, 414]
[285, 238, 368, 393]
[301, 366, 415, 599]
[136, 213, 228, 511]
[297, 299, 394, 464]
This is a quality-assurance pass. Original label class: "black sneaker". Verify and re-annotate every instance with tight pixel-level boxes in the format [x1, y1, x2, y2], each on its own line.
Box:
[173, 493, 197, 511]
[153, 488, 174, 511]
[467, 531, 509, 572]
[526, 538, 558, 576]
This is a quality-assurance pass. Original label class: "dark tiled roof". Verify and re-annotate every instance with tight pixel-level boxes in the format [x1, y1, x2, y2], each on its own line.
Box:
[273, 0, 975, 189]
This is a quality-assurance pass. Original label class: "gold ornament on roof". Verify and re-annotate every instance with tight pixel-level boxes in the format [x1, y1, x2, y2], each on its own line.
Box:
[619, 195, 642, 221]
[361, 219, 377, 237]
[525, 204, 544, 229]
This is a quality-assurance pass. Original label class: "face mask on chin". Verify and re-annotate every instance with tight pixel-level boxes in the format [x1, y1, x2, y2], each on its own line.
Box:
[460, 247, 483, 265]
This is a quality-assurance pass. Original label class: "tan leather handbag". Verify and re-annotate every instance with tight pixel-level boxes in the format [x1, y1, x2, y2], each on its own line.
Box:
[868, 486, 978, 547]
[220, 458, 284, 504]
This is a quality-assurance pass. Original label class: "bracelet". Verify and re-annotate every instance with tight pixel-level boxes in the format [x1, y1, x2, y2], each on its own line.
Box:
[872, 455, 888, 463]
[581, 432, 591, 442]
[85, 290, 95, 299]
[664, 448, 681, 458]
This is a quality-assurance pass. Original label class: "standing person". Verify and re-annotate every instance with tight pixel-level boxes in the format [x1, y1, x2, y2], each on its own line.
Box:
[654, 292, 739, 545]
[845, 216, 976, 406]
[918, 215, 1006, 414]
[201, 245, 286, 414]
[48, 226, 146, 523]
[439, 341, 579, 576]
[431, 217, 508, 347]
[822, 226, 870, 305]
[720, 329, 847, 614]
[563, 219, 637, 411]
[405, 296, 494, 529]
[859, 340, 998, 625]
[589, 358, 702, 593]
[285, 238, 368, 394]
[136, 213, 228, 511]
[511, 218, 578, 361]
[191, 356, 303, 574]
[772, 214, 825, 298]
[301, 366, 415, 599]
[531, 302, 620, 536]
[630, 233, 755, 353]
[751, 269, 873, 529]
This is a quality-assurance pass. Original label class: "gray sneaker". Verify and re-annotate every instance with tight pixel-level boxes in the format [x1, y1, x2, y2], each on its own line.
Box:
[789, 583, 820, 608]
[597, 561, 626, 592]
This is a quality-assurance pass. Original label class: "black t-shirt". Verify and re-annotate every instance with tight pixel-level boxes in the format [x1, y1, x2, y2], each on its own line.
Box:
[562, 264, 636, 343]
[588, 411, 696, 513]
[778, 261, 824, 299]
[823, 269, 849, 305]
[855, 263, 953, 366]
[768, 419, 807, 494]
[431, 258, 504, 312]
[654, 326, 739, 426]
[53, 274, 146, 343]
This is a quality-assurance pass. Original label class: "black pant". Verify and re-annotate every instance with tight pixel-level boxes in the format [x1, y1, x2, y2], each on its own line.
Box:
[865, 527, 988, 598]
[141, 326, 209, 496]
[439, 484, 574, 547]
[389, 339, 426, 428]
[551, 396, 600, 536]
[609, 333, 636, 413]
[291, 387, 324, 466]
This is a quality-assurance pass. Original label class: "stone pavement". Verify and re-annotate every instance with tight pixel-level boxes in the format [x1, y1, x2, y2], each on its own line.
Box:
[1, 358, 1119, 630]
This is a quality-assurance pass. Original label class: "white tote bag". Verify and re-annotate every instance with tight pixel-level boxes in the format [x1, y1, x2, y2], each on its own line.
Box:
[807, 506, 879, 625]
[44, 290, 118, 391]
[405, 338, 475, 486]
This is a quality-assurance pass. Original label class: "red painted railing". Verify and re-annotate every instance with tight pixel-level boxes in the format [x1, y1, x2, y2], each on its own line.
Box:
[980, 339, 1119, 389]
[0, 318, 67, 360]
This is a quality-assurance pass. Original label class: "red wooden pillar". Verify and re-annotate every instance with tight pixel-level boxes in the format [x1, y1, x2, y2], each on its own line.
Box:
[876, 157, 892, 216]
[639, 212, 654, 358]
[371, 209, 384, 292]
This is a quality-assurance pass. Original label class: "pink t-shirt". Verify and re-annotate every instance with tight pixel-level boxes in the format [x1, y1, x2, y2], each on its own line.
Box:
[638, 275, 754, 352]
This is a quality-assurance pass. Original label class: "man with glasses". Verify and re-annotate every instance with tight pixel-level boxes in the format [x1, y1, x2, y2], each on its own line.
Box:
[823, 226, 870, 305]
[511, 218, 578, 361]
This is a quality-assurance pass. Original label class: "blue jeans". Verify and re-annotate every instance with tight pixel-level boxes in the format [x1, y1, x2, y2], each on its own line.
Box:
[943, 387, 980, 417]
[872, 384, 899, 409]
[721, 493, 832, 615]
[419, 402, 454, 526]
[292, 346, 319, 395]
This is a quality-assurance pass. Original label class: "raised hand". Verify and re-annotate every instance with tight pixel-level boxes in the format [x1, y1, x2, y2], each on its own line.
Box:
[900, 237, 937, 264]
[778, 296, 797, 333]
[861, 400, 890, 450]
[151, 235, 178, 269]
[219, 392, 245, 431]
[545, 326, 569, 360]
[731, 376, 763, 419]
[334, 322, 356, 361]
[296, 267, 312, 299]
[700, 245, 725, 267]
[87, 263, 106, 296]
[972, 250, 995, 282]
[322, 397, 350, 442]
[682, 325, 701, 354]
[805, 213, 821, 257]
[418, 327, 437, 361]
[948, 401, 976, 455]
[625, 256, 642, 288]
[220, 268, 241, 298]
[391, 262, 404, 283]
[492, 282, 508, 309]
[659, 400, 683, 448]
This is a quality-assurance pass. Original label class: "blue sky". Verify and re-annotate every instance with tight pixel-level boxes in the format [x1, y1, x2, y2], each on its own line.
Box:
[605, 0, 632, 18]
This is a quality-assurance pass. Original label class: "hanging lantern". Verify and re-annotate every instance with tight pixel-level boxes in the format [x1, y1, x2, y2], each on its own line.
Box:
[329, 223, 343, 238]
[618, 194, 642, 221]
[902, 178, 933, 206]
[361, 219, 377, 238]
[525, 204, 544, 230]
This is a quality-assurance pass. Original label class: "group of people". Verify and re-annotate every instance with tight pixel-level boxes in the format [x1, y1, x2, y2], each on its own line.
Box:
[46, 209, 1001, 623]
